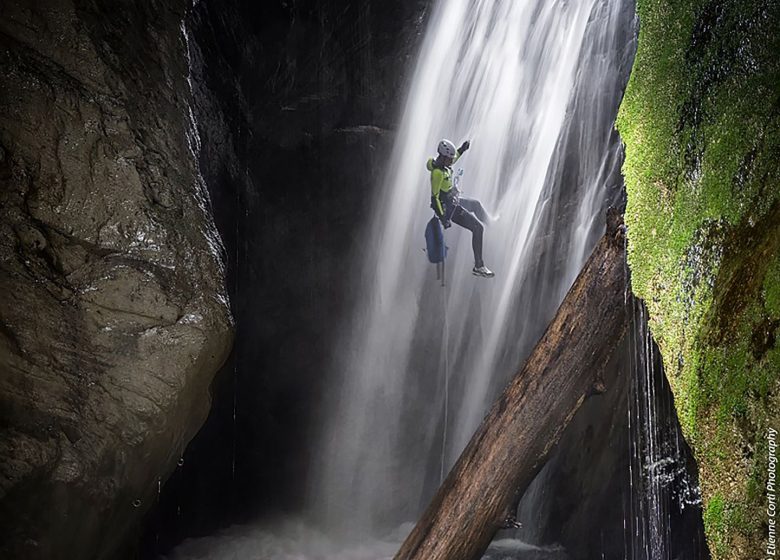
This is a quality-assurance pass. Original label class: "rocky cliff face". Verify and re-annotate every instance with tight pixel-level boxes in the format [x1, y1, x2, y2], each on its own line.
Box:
[0, 1, 232, 558]
[618, 0, 779, 556]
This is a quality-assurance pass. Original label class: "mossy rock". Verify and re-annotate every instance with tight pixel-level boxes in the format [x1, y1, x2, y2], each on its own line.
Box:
[618, 0, 780, 557]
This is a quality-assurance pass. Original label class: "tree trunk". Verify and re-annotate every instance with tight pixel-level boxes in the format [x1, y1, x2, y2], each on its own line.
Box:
[394, 208, 631, 560]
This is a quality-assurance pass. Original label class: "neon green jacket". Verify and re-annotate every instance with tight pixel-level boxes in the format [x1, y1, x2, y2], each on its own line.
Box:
[427, 150, 462, 217]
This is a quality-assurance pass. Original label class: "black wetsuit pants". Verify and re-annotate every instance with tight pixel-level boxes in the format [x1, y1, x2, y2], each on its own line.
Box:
[447, 196, 489, 268]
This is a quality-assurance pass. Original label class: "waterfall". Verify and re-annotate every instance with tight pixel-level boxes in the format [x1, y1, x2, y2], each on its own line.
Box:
[625, 301, 707, 559]
[309, 0, 637, 537]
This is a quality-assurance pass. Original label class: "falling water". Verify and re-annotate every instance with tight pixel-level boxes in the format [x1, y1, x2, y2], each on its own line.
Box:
[309, 0, 637, 539]
[625, 300, 706, 559]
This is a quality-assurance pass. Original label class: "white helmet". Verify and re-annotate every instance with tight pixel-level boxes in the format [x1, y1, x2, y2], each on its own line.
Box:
[437, 139, 457, 158]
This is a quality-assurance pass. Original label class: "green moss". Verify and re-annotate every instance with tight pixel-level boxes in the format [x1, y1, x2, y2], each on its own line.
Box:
[764, 254, 780, 317]
[618, 0, 780, 557]
[703, 493, 727, 556]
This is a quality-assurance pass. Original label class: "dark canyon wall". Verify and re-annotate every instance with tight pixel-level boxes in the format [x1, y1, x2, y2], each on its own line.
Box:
[0, 1, 232, 558]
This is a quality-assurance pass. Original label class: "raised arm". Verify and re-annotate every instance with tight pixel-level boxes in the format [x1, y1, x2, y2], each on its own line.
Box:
[454, 140, 471, 163]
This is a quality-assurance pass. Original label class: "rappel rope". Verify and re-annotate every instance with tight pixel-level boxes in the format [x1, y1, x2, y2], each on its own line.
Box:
[440, 229, 450, 484]
[439, 168, 461, 483]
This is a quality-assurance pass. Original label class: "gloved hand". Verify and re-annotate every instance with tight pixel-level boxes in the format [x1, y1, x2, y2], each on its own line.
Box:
[441, 218, 452, 229]
[458, 140, 470, 153]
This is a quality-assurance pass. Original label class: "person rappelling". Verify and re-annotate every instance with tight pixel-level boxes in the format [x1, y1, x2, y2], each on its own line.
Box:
[427, 138, 496, 278]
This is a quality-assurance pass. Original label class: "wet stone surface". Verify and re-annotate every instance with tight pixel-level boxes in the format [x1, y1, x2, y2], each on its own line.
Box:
[0, 1, 233, 558]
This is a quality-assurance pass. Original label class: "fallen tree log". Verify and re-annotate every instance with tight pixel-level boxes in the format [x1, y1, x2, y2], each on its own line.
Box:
[395, 208, 631, 560]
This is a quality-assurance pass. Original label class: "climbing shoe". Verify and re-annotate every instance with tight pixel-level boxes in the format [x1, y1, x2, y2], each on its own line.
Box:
[472, 265, 495, 278]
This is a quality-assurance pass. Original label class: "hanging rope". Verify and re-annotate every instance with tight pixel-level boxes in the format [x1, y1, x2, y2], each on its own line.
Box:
[439, 230, 450, 484]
